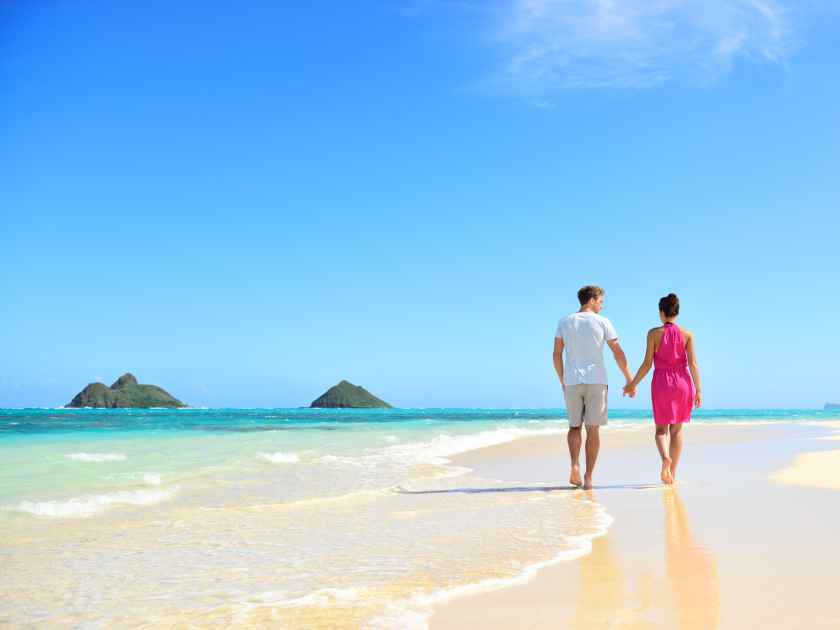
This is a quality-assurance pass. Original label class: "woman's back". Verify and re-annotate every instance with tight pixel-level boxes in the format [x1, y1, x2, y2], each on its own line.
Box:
[654, 323, 688, 371]
[652, 322, 694, 426]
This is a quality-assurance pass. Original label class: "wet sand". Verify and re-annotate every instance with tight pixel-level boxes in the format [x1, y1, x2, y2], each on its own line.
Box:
[431, 421, 840, 629]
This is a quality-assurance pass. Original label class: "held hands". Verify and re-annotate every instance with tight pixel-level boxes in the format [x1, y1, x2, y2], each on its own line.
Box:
[623, 381, 637, 398]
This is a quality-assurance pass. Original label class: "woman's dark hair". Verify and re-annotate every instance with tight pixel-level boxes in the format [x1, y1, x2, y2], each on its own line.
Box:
[659, 293, 680, 318]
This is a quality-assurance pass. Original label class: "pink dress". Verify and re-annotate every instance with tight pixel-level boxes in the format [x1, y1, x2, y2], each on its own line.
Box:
[651, 323, 695, 425]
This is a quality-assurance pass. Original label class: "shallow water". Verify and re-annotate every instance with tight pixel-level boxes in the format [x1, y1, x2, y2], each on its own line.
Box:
[0, 408, 836, 627]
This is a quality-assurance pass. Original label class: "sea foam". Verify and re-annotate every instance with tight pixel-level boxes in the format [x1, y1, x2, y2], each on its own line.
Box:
[309, 426, 567, 474]
[369, 500, 614, 629]
[258, 451, 301, 464]
[143, 473, 162, 485]
[5, 487, 177, 518]
[381, 425, 566, 464]
[275, 587, 361, 607]
[66, 452, 127, 462]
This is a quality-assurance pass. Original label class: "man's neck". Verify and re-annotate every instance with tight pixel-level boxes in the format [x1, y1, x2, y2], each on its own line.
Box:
[579, 307, 597, 314]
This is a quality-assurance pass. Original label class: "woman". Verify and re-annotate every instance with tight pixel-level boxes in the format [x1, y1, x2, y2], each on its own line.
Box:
[625, 293, 701, 484]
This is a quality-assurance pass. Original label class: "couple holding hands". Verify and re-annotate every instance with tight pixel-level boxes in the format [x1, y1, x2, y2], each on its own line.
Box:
[553, 286, 702, 489]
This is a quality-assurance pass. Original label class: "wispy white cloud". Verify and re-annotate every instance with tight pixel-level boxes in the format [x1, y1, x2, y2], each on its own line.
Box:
[480, 0, 791, 100]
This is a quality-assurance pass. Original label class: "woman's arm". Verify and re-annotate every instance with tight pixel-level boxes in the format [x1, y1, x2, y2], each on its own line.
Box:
[625, 329, 656, 395]
[685, 331, 702, 408]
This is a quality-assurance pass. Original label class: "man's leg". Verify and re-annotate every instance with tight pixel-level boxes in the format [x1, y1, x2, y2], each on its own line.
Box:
[581, 384, 608, 489]
[669, 424, 684, 481]
[656, 425, 673, 484]
[568, 427, 583, 486]
[583, 425, 600, 489]
[564, 385, 585, 486]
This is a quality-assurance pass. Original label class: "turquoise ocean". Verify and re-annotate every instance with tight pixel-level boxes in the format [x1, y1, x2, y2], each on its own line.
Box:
[1, 407, 837, 627]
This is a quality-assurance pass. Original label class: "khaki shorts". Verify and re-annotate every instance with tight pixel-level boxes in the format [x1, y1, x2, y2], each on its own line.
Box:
[564, 384, 608, 427]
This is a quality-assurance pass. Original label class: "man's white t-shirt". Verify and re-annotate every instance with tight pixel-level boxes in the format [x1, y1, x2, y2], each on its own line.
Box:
[555, 312, 619, 386]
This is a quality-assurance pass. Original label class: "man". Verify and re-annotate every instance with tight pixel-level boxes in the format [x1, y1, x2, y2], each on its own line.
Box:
[553, 285, 633, 489]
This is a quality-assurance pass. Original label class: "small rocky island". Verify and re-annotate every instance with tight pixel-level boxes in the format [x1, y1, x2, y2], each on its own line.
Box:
[310, 380, 392, 408]
[826, 403, 840, 411]
[66, 373, 186, 408]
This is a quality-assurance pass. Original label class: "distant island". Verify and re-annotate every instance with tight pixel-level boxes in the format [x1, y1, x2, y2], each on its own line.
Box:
[826, 403, 840, 411]
[66, 373, 186, 408]
[310, 380, 392, 408]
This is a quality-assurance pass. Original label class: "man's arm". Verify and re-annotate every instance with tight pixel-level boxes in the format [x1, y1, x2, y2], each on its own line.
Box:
[553, 337, 565, 386]
[625, 329, 656, 396]
[606, 338, 633, 385]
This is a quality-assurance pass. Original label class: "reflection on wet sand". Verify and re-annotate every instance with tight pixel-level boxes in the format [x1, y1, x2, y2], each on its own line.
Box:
[663, 489, 719, 629]
[571, 489, 719, 629]
[574, 490, 628, 628]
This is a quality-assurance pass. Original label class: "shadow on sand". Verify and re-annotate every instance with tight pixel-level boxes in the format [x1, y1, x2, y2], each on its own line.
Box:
[393, 483, 661, 495]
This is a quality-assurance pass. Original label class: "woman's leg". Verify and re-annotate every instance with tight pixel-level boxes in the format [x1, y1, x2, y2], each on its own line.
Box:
[655, 425, 673, 484]
[669, 424, 684, 481]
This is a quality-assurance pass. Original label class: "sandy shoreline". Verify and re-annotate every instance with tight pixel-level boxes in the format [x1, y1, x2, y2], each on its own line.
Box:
[3, 418, 838, 628]
[430, 421, 840, 629]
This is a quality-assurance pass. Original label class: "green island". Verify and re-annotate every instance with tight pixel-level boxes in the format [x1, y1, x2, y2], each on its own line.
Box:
[310, 380, 392, 408]
[66, 373, 186, 408]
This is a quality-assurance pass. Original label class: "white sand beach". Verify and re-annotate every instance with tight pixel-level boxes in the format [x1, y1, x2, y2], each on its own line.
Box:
[431, 421, 840, 629]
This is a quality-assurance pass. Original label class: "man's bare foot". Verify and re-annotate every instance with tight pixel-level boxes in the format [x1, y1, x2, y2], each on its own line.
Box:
[570, 465, 582, 487]
[582, 475, 593, 490]
[660, 458, 674, 485]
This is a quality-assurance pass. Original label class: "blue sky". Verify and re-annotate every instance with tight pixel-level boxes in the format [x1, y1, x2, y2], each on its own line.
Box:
[2, 1, 838, 408]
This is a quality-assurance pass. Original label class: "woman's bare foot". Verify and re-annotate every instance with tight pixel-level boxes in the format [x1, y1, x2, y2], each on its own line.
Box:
[570, 465, 582, 487]
[661, 458, 674, 485]
[582, 475, 593, 490]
